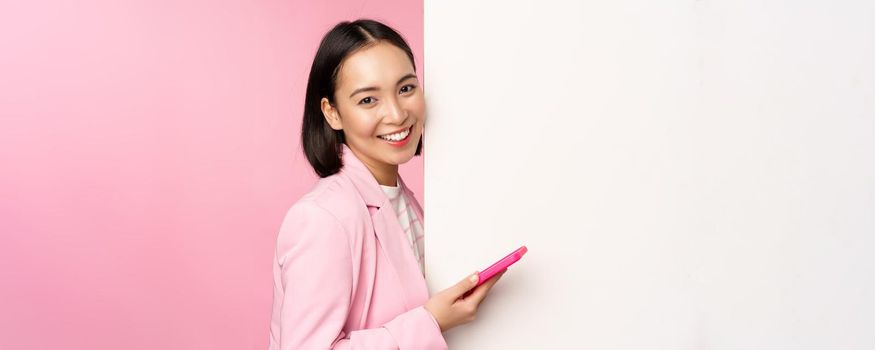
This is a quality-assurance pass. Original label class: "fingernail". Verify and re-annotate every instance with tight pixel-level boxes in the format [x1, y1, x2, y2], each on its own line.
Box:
[469, 272, 478, 283]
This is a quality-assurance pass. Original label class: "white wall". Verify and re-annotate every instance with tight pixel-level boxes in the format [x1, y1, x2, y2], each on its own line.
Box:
[423, 1, 875, 349]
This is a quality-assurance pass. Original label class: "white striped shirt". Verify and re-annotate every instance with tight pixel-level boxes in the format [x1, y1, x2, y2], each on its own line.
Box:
[379, 181, 425, 275]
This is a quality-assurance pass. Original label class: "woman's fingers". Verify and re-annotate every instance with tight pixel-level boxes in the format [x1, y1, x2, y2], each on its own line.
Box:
[446, 271, 480, 300]
[425, 270, 509, 332]
[463, 269, 506, 306]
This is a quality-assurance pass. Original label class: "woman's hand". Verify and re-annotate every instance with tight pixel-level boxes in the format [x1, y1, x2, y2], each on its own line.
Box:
[424, 269, 506, 332]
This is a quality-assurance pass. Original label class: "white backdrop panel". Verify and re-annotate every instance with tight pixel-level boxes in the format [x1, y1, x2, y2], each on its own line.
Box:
[424, 1, 875, 349]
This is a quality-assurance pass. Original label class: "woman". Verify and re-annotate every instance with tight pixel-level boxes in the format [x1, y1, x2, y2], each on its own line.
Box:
[268, 19, 504, 349]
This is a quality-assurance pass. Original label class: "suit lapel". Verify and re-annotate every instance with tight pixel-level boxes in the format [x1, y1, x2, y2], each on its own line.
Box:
[339, 145, 429, 307]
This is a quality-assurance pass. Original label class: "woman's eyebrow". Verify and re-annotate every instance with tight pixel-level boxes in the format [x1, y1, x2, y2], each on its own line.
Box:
[348, 73, 418, 98]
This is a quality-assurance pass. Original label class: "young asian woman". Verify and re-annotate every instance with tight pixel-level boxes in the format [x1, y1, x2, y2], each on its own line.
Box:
[267, 19, 505, 350]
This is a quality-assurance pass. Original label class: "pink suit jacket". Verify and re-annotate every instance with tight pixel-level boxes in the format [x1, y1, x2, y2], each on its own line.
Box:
[268, 144, 447, 350]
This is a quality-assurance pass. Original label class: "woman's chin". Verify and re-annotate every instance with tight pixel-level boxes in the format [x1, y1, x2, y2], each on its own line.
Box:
[387, 152, 415, 166]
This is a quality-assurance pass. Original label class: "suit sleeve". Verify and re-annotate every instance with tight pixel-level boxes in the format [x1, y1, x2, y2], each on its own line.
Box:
[273, 201, 447, 350]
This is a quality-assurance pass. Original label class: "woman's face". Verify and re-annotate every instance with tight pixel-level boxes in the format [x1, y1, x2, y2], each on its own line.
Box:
[321, 41, 425, 177]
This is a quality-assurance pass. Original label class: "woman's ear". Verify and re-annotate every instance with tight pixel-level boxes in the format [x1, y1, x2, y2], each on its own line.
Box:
[321, 97, 343, 131]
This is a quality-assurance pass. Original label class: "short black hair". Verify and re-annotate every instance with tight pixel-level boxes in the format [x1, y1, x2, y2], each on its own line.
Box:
[301, 18, 423, 178]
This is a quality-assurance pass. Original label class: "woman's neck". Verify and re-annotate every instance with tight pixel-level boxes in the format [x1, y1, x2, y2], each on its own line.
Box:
[348, 147, 399, 186]
[370, 165, 398, 187]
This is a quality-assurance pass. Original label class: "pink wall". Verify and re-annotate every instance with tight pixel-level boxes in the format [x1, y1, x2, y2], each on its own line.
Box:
[0, 1, 423, 348]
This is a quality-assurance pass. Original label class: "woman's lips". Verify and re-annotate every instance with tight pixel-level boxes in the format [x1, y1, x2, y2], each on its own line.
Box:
[378, 126, 411, 136]
[377, 126, 412, 148]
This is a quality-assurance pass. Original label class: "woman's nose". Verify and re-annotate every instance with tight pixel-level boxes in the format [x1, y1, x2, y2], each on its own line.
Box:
[382, 96, 406, 123]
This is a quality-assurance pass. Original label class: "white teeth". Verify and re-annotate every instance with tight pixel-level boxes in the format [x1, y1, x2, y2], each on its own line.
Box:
[378, 127, 411, 141]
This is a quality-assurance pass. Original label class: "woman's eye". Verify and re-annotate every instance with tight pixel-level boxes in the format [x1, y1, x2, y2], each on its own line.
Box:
[358, 97, 375, 105]
[400, 84, 416, 94]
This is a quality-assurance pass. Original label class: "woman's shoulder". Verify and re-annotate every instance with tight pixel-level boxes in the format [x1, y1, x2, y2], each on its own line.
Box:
[275, 172, 371, 256]
[285, 172, 369, 227]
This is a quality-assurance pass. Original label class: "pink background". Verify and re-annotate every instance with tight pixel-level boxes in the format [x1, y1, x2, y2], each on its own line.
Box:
[0, 1, 423, 349]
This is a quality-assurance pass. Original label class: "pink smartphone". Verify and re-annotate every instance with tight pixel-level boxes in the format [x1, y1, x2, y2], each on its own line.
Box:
[475, 245, 528, 286]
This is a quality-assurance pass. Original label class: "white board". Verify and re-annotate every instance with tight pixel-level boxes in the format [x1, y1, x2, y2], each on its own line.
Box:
[424, 1, 875, 348]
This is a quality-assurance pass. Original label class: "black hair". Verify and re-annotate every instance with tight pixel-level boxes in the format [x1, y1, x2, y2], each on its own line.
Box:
[301, 18, 423, 178]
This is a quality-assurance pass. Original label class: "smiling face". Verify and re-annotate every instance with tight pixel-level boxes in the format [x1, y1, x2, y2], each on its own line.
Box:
[320, 41, 425, 185]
